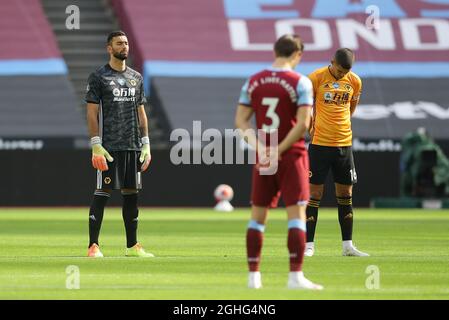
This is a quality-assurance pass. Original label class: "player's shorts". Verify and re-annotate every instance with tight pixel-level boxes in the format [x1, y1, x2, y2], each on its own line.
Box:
[251, 150, 310, 208]
[308, 144, 357, 185]
[96, 151, 142, 190]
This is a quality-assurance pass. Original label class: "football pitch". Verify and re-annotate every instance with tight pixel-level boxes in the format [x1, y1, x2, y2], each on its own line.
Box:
[0, 208, 448, 300]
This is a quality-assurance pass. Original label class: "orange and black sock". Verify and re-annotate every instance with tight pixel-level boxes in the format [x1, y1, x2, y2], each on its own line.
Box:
[337, 196, 353, 241]
[306, 198, 320, 242]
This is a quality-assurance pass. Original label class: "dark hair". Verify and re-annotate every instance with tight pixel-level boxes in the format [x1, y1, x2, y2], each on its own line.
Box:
[107, 30, 127, 44]
[274, 34, 304, 58]
[334, 48, 354, 69]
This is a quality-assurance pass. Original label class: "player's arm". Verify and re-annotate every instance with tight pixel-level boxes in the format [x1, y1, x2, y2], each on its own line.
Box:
[87, 103, 100, 138]
[278, 75, 313, 154]
[350, 100, 358, 116]
[307, 72, 318, 132]
[278, 106, 311, 155]
[234, 79, 264, 151]
[138, 104, 151, 172]
[235, 104, 260, 150]
[350, 77, 362, 116]
[87, 103, 113, 171]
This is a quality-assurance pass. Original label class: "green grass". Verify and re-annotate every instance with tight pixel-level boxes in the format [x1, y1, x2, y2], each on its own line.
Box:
[0, 208, 448, 299]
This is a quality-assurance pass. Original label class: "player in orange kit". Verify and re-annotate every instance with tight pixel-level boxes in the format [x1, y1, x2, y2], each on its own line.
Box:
[305, 48, 369, 257]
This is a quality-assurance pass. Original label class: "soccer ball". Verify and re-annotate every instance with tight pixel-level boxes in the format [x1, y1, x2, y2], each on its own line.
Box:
[214, 184, 234, 202]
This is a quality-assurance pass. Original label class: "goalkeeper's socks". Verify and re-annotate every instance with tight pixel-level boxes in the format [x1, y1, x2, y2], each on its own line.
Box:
[122, 192, 139, 248]
[337, 196, 353, 241]
[246, 220, 265, 272]
[306, 198, 320, 242]
[88, 191, 110, 247]
[287, 219, 306, 272]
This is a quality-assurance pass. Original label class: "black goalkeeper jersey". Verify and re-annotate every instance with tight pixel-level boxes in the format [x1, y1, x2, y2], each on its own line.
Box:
[85, 64, 147, 151]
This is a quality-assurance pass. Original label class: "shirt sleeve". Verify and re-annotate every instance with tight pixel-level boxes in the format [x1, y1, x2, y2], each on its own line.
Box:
[85, 73, 101, 104]
[296, 76, 314, 106]
[137, 77, 147, 106]
[238, 79, 251, 106]
[307, 71, 319, 98]
[352, 76, 362, 102]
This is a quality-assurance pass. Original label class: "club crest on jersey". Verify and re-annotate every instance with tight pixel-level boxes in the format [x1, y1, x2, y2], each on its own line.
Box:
[129, 79, 137, 86]
[117, 78, 126, 86]
[332, 82, 340, 89]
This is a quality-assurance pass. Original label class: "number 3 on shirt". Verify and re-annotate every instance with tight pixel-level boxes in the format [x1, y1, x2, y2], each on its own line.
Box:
[262, 97, 280, 133]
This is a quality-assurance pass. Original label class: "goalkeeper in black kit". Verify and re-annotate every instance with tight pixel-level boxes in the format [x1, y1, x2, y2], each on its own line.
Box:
[85, 31, 154, 258]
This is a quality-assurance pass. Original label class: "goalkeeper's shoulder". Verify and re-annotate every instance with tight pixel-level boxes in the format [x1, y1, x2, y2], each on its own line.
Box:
[127, 66, 143, 79]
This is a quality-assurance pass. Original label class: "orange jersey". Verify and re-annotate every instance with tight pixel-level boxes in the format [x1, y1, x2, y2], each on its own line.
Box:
[308, 66, 362, 147]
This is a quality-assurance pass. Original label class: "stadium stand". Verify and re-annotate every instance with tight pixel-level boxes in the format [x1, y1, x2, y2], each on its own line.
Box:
[0, 0, 86, 146]
[104, 0, 449, 207]
[111, 0, 449, 142]
[1, 0, 448, 206]
[39, 0, 167, 147]
[41, 0, 115, 102]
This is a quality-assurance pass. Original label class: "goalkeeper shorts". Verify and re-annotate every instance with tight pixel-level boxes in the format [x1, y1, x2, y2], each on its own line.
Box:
[96, 151, 142, 190]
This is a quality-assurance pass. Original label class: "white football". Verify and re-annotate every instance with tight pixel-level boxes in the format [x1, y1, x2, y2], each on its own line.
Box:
[214, 184, 234, 201]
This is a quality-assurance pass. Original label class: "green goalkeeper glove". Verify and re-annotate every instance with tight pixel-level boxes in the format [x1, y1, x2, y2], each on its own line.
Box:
[91, 136, 114, 171]
[140, 136, 151, 172]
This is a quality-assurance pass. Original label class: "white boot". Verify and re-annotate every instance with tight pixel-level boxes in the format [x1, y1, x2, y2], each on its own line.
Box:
[342, 240, 369, 256]
[287, 272, 323, 290]
[304, 242, 315, 257]
[248, 271, 262, 289]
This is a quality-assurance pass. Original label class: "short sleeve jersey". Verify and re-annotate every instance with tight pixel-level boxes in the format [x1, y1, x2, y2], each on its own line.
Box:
[238, 67, 313, 153]
[308, 66, 362, 147]
[85, 64, 147, 151]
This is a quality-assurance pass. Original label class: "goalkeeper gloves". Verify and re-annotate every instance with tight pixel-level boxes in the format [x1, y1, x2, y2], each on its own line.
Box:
[140, 136, 151, 172]
[91, 136, 114, 171]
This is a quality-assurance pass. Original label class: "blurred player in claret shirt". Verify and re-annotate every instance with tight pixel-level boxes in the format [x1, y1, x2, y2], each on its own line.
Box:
[235, 34, 323, 290]
[305, 48, 369, 257]
[84, 31, 154, 258]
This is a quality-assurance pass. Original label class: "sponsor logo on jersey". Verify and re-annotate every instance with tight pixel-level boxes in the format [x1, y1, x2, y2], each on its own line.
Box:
[323, 91, 350, 104]
[324, 92, 332, 101]
[112, 87, 136, 101]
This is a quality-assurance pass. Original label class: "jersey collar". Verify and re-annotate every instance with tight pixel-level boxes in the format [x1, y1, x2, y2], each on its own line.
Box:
[107, 63, 127, 73]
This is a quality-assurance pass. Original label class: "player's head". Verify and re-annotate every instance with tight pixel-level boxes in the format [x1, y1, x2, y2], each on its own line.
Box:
[107, 30, 129, 61]
[330, 48, 354, 79]
[273, 34, 304, 67]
